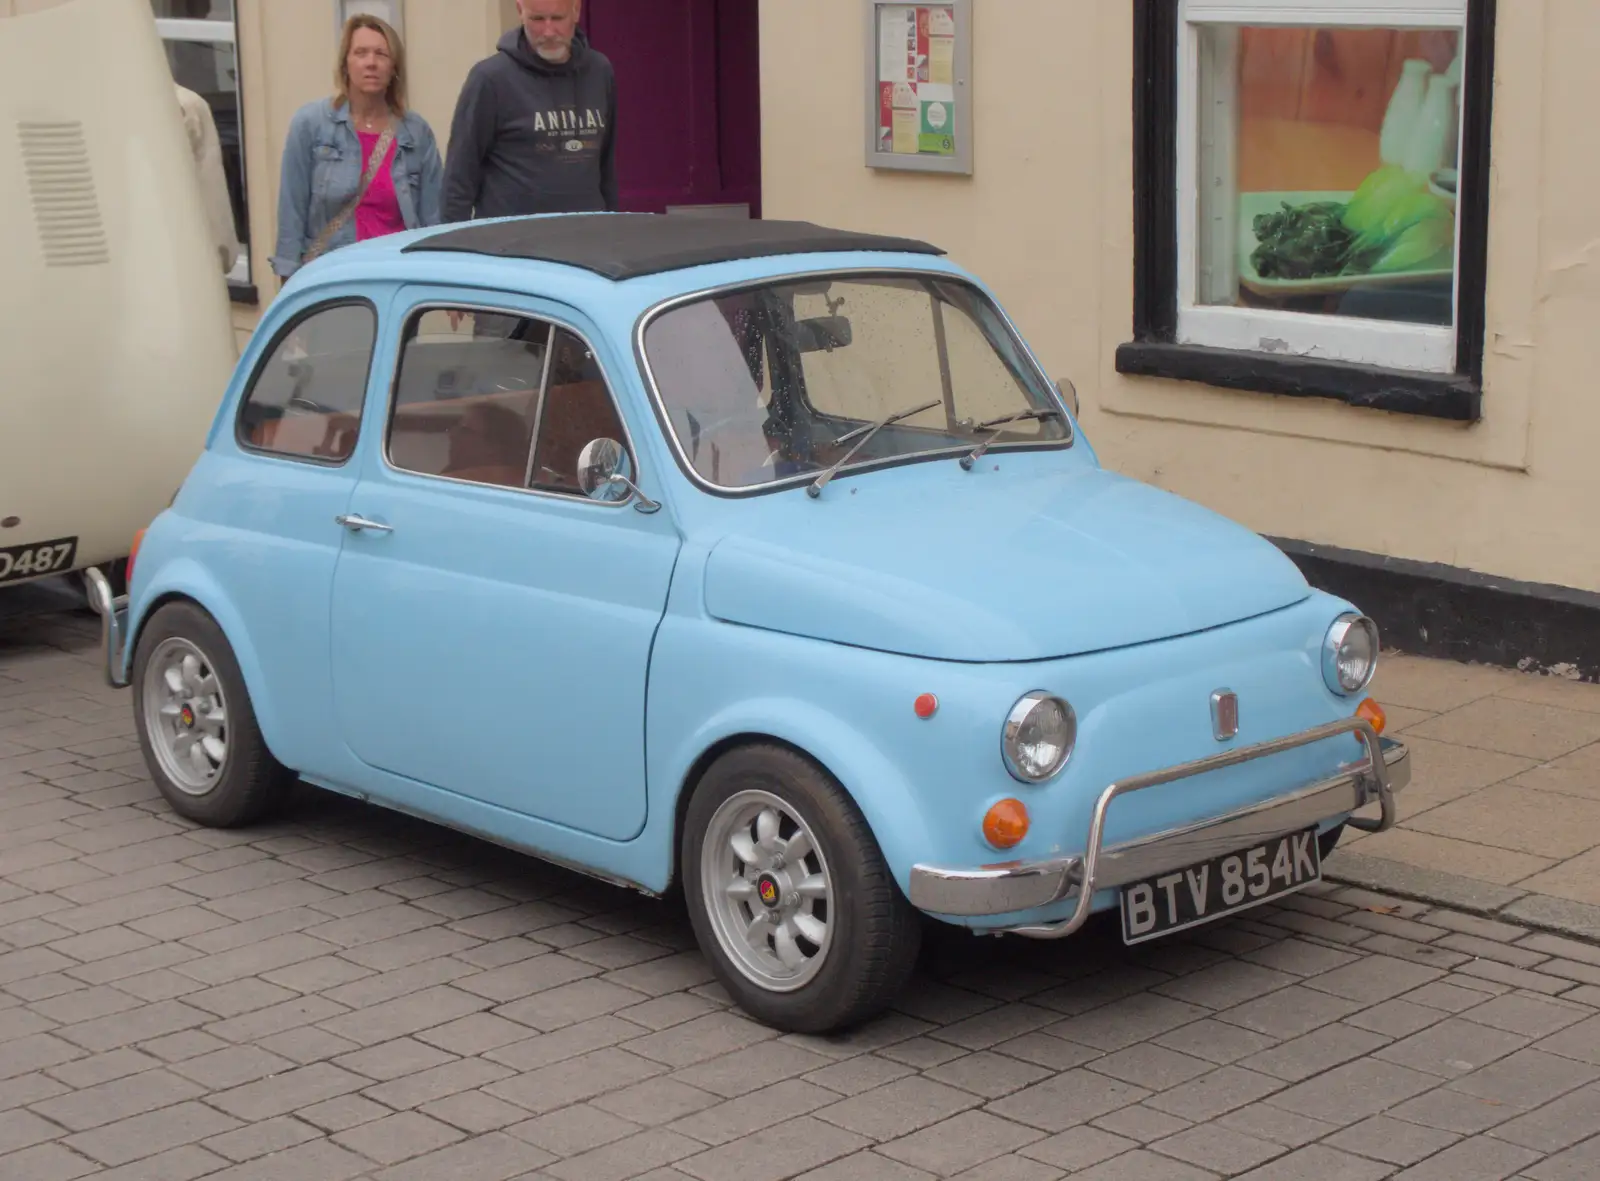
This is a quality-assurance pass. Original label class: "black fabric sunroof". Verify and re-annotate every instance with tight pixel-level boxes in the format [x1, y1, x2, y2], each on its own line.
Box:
[401, 213, 945, 280]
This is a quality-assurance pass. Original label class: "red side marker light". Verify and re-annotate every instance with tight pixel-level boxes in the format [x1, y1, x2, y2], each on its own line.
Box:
[914, 693, 938, 719]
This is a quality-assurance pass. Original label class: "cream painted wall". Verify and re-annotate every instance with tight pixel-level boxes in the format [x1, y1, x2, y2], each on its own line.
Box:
[229, 0, 514, 345]
[758, 0, 1597, 594]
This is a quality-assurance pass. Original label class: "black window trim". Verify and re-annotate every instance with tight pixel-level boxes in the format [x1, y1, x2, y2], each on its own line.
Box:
[233, 295, 378, 466]
[380, 297, 642, 508]
[1116, 0, 1497, 423]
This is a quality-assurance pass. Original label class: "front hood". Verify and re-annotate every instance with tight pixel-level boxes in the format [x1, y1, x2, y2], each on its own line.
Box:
[701, 464, 1311, 662]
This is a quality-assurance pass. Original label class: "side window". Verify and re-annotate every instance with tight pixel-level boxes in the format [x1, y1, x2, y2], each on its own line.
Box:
[388, 309, 549, 488]
[238, 302, 377, 463]
[529, 329, 627, 496]
[387, 308, 627, 498]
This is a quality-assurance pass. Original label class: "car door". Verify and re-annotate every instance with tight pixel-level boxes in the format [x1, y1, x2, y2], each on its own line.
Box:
[327, 287, 680, 841]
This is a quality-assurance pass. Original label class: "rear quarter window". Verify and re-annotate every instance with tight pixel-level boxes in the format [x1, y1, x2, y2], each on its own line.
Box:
[237, 300, 377, 464]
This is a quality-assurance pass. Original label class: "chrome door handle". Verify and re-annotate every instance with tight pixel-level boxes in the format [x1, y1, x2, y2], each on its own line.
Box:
[335, 514, 393, 534]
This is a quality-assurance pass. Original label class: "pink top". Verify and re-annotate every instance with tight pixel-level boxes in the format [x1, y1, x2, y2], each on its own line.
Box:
[355, 130, 406, 241]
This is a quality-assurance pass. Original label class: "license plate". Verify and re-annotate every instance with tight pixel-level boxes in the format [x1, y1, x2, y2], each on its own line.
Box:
[0, 537, 78, 585]
[1120, 827, 1321, 945]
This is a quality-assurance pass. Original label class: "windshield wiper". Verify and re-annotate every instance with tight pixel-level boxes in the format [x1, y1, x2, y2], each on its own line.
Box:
[959, 408, 1062, 471]
[807, 398, 942, 499]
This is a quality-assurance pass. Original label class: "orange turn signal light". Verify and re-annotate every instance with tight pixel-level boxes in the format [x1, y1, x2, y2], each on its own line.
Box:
[983, 799, 1030, 850]
[1356, 698, 1387, 735]
[914, 693, 939, 719]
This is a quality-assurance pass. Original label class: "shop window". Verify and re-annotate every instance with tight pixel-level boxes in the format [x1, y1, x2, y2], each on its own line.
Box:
[1117, 0, 1497, 421]
[152, 1, 254, 302]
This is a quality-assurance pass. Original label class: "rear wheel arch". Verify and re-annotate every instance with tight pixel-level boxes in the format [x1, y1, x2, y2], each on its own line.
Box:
[130, 597, 296, 827]
[127, 590, 199, 656]
[125, 590, 204, 688]
[127, 590, 288, 770]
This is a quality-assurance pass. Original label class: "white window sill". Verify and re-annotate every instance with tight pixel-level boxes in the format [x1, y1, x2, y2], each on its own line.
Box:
[1178, 305, 1455, 373]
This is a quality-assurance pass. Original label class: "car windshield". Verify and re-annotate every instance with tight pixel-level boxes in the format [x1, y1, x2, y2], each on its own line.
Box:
[640, 274, 1071, 491]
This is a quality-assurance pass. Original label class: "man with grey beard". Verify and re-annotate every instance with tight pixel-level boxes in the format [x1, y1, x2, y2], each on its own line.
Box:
[442, 0, 618, 223]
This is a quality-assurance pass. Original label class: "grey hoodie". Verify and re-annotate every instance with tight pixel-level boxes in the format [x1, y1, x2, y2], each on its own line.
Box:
[442, 27, 618, 223]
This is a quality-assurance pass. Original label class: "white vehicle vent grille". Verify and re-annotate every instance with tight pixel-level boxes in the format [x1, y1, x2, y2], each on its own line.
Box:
[18, 121, 109, 267]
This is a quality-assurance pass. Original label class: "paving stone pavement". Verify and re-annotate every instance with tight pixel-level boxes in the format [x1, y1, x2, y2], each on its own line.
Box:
[1333, 653, 1600, 939]
[4, 596, 1600, 1179]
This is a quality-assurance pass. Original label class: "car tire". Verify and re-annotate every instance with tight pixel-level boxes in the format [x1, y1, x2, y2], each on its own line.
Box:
[131, 600, 294, 828]
[683, 743, 921, 1034]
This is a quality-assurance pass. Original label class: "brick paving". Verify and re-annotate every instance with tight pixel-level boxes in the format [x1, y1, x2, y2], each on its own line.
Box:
[1335, 654, 1600, 935]
[3, 597, 1600, 1178]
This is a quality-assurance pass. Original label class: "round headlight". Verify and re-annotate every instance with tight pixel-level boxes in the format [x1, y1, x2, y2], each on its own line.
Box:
[1002, 692, 1076, 783]
[1323, 614, 1379, 695]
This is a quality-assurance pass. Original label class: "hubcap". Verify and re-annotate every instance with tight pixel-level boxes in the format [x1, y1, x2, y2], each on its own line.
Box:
[701, 789, 833, 992]
[141, 637, 229, 795]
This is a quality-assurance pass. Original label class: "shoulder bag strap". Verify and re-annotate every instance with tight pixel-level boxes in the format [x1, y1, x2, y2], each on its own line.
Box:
[302, 120, 397, 264]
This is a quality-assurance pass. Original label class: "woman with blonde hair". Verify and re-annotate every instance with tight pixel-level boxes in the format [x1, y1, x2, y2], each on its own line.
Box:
[271, 14, 442, 283]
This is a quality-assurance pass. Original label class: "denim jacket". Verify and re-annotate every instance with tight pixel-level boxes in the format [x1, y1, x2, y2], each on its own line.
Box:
[271, 98, 443, 279]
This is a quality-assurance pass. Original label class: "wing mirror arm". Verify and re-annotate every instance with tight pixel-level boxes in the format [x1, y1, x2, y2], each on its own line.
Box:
[604, 474, 661, 514]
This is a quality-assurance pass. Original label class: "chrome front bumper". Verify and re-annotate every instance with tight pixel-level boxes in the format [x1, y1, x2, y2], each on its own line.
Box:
[83, 567, 130, 689]
[909, 717, 1407, 939]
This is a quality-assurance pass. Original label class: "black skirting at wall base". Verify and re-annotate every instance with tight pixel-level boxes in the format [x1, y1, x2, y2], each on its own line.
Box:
[1269, 537, 1600, 684]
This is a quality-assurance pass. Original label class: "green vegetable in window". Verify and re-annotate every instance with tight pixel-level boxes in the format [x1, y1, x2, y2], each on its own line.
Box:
[1341, 165, 1423, 237]
[1349, 189, 1450, 256]
[1248, 164, 1455, 282]
[1343, 188, 1453, 275]
[1250, 201, 1354, 280]
[1367, 212, 1455, 274]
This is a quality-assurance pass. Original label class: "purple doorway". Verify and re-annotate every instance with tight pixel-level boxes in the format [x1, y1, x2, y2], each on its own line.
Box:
[580, 0, 762, 217]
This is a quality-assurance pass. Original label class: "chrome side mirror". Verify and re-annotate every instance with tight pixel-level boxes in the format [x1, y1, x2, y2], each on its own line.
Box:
[1055, 377, 1080, 418]
[576, 438, 660, 513]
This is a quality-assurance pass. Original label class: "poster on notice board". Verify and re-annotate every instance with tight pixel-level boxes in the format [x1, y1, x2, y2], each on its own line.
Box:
[865, 0, 972, 175]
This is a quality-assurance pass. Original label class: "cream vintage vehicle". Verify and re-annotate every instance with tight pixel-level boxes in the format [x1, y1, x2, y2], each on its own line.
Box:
[0, 0, 236, 596]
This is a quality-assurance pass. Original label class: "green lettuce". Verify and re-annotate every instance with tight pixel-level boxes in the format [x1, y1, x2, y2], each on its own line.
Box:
[1248, 165, 1454, 282]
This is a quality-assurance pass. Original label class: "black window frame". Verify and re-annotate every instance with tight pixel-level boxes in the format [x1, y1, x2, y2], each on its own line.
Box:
[1115, 0, 1498, 423]
[234, 297, 379, 466]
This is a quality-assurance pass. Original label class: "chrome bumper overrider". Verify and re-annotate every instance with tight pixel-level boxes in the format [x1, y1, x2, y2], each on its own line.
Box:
[909, 717, 1408, 939]
[83, 567, 130, 690]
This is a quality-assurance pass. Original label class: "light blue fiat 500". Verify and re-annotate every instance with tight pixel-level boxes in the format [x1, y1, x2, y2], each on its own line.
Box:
[87, 214, 1409, 1033]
